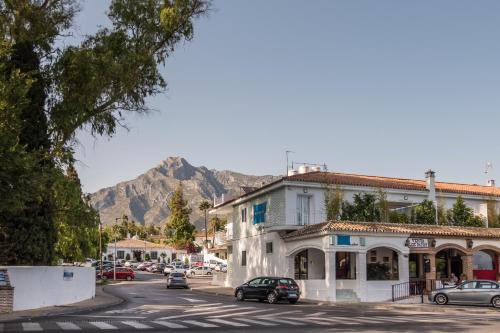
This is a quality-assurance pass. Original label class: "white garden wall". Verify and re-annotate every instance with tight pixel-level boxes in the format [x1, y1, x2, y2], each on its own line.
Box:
[1, 266, 95, 311]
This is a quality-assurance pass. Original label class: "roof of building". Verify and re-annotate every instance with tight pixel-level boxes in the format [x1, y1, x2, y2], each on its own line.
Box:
[286, 172, 500, 197]
[282, 221, 500, 240]
[214, 171, 500, 209]
[109, 238, 173, 249]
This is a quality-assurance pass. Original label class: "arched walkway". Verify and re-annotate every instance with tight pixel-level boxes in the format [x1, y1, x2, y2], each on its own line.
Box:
[435, 247, 466, 280]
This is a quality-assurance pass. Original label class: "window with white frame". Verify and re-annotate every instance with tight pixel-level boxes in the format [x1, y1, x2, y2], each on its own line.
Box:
[296, 195, 311, 225]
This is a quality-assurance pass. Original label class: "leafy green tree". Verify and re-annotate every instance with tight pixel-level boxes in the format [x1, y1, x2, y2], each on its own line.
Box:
[164, 184, 195, 249]
[341, 193, 380, 222]
[0, 0, 209, 265]
[324, 186, 343, 221]
[209, 216, 227, 246]
[199, 200, 212, 245]
[447, 196, 484, 227]
[389, 211, 409, 224]
[413, 200, 436, 225]
[376, 188, 390, 223]
[487, 200, 500, 228]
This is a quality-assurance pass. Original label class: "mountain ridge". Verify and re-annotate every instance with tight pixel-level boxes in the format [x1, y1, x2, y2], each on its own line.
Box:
[90, 156, 279, 230]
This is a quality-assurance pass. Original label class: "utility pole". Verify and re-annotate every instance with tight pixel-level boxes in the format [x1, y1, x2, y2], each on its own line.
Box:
[286, 150, 294, 176]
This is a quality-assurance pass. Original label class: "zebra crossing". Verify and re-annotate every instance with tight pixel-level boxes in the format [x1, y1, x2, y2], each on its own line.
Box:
[0, 314, 472, 331]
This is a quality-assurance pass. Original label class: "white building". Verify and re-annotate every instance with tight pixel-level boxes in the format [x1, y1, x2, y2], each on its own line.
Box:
[211, 169, 500, 302]
[104, 236, 186, 263]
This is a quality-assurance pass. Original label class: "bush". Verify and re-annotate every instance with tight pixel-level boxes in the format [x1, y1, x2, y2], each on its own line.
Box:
[125, 253, 131, 261]
[145, 253, 150, 261]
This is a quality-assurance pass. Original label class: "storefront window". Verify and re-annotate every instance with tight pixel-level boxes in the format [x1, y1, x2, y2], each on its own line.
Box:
[294, 250, 308, 280]
[366, 247, 399, 280]
[473, 251, 494, 270]
[409, 254, 420, 279]
[336, 252, 356, 279]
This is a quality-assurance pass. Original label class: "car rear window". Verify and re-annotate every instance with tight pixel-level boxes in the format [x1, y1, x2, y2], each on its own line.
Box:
[171, 273, 184, 277]
[277, 278, 298, 286]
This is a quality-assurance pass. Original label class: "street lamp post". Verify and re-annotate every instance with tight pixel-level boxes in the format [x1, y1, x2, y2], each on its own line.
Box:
[99, 221, 103, 280]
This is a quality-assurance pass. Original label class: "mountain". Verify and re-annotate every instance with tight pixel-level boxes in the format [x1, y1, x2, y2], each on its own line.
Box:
[90, 157, 279, 230]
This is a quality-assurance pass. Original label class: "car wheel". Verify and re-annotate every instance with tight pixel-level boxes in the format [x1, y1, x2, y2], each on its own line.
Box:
[167, 285, 170, 289]
[492, 296, 500, 308]
[184, 286, 189, 289]
[289, 299, 298, 304]
[267, 292, 278, 304]
[126, 276, 132, 281]
[236, 290, 245, 301]
[207, 272, 212, 275]
[434, 294, 448, 305]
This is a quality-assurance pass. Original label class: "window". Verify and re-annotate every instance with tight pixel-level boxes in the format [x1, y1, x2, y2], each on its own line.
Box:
[150, 251, 158, 260]
[266, 242, 273, 254]
[253, 202, 267, 224]
[248, 278, 261, 286]
[461, 282, 476, 289]
[241, 208, 247, 223]
[296, 195, 310, 225]
[117, 251, 125, 259]
[294, 250, 308, 280]
[227, 245, 233, 254]
[241, 251, 247, 266]
[336, 252, 356, 279]
[477, 281, 499, 289]
[367, 247, 399, 280]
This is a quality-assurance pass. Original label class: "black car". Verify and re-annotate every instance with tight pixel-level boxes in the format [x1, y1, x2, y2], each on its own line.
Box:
[235, 277, 300, 304]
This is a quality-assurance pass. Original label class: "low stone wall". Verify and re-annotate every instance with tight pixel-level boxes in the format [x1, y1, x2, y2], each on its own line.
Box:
[211, 271, 229, 287]
[0, 266, 95, 311]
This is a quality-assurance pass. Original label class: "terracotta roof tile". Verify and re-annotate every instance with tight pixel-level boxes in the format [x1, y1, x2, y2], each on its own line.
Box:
[287, 172, 500, 197]
[109, 238, 172, 249]
[282, 221, 500, 240]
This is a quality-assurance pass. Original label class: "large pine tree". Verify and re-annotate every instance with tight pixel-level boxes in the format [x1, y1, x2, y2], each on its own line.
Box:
[164, 183, 195, 249]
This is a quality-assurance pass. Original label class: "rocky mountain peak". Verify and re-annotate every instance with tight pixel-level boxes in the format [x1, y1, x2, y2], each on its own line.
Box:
[90, 157, 279, 229]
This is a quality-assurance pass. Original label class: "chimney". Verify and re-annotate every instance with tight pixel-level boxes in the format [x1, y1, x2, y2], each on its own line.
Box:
[487, 179, 495, 187]
[425, 169, 436, 202]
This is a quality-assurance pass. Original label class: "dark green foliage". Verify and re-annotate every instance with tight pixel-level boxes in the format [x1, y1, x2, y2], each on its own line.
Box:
[0, 0, 209, 264]
[389, 211, 409, 224]
[367, 263, 390, 280]
[324, 186, 343, 221]
[413, 200, 436, 225]
[447, 196, 485, 227]
[341, 193, 380, 222]
[164, 184, 196, 249]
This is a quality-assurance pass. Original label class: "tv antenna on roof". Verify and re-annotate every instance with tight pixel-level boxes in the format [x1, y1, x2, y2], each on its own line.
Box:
[485, 162, 493, 175]
[285, 150, 295, 176]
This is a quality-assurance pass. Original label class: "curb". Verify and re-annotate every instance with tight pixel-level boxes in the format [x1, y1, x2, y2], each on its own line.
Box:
[189, 287, 234, 298]
[0, 285, 126, 323]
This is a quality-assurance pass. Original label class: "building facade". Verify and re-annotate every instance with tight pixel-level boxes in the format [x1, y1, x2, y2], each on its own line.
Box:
[211, 170, 500, 302]
[104, 237, 185, 263]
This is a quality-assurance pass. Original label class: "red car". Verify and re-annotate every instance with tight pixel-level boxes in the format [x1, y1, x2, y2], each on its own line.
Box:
[102, 267, 135, 281]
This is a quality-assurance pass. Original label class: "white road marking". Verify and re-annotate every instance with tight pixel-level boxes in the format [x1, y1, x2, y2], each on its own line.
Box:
[56, 322, 81, 330]
[89, 322, 118, 330]
[350, 317, 388, 324]
[21, 323, 43, 331]
[193, 302, 223, 307]
[181, 320, 218, 328]
[259, 310, 302, 317]
[121, 321, 152, 329]
[306, 312, 326, 317]
[71, 315, 146, 319]
[184, 305, 238, 312]
[305, 317, 360, 325]
[208, 318, 250, 327]
[284, 317, 331, 326]
[179, 297, 206, 303]
[158, 306, 255, 320]
[233, 318, 278, 326]
[208, 309, 268, 318]
[153, 321, 188, 329]
[259, 317, 305, 326]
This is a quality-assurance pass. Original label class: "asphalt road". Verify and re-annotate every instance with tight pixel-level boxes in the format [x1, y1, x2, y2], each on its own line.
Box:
[2, 272, 499, 333]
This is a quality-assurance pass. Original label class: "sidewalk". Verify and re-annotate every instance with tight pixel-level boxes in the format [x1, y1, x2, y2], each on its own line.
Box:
[190, 282, 499, 315]
[0, 285, 124, 323]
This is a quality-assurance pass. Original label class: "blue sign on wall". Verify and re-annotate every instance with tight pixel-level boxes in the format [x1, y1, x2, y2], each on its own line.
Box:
[337, 235, 351, 246]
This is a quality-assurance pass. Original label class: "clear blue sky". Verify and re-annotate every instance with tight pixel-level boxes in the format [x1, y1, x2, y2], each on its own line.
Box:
[75, 0, 500, 193]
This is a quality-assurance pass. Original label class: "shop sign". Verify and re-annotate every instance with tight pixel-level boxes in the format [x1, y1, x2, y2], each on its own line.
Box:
[407, 238, 429, 248]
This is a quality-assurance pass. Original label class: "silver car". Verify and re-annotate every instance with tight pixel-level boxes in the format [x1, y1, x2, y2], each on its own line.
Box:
[429, 280, 500, 308]
[167, 272, 189, 289]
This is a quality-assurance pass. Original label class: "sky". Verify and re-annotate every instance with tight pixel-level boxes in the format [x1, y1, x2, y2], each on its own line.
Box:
[74, 0, 500, 193]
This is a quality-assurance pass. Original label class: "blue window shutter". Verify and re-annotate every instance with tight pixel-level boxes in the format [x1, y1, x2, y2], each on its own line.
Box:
[337, 235, 350, 246]
[253, 202, 267, 224]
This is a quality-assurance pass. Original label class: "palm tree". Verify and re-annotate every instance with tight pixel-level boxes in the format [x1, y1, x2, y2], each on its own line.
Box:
[199, 200, 212, 247]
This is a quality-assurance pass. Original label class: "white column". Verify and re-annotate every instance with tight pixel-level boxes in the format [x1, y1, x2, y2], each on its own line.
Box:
[399, 252, 410, 282]
[357, 251, 367, 302]
[324, 250, 336, 302]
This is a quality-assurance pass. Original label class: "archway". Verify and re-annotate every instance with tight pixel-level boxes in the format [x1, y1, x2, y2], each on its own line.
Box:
[473, 250, 498, 280]
[293, 248, 325, 280]
[435, 248, 465, 280]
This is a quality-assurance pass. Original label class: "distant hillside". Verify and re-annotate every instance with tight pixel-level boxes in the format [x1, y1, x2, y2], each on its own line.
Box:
[90, 156, 278, 230]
